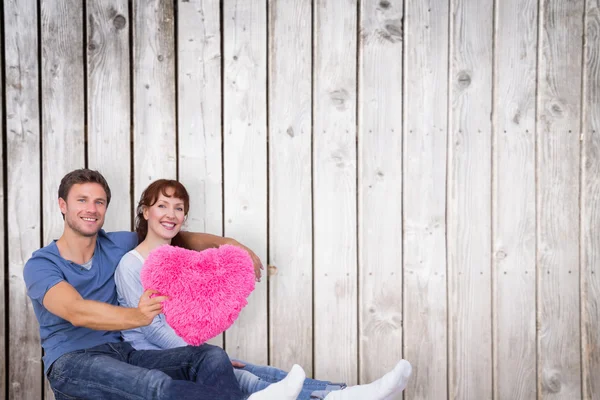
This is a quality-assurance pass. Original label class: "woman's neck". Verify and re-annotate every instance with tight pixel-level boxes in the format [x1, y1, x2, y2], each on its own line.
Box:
[135, 233, 171, 259]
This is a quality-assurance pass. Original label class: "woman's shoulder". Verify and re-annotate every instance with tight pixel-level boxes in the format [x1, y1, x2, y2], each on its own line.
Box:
[116, 249, 145, 275]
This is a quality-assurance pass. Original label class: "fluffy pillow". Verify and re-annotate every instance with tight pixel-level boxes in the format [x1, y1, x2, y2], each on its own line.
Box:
[141, 244, 255, 345]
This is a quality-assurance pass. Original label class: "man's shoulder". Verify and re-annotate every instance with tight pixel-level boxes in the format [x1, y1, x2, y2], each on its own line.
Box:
[100, 230, 138, 250]
[24, 242, 63, 281]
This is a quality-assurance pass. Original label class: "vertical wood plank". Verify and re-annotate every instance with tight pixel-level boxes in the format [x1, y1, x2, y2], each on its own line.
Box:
[133, 0, 176, 203]
[448, 0, 493, 398]
[41, 1, 86, 398]
[41, 0, 85, 242]
[581, 1, 600, 399]
[358, 0, 404, 388]
[402, 0, 448, 398]
[267, 0, 313, 375]
[313, 0, 358, 384]
[0, 0, 6, 396]
[222, 0, 268, 365]
[5, 1, 42, 396]
[493, 0, 538, 398]
[87, 0, 131, 231]
[537, 0, 584, 398]
[177, 0, 223, 348]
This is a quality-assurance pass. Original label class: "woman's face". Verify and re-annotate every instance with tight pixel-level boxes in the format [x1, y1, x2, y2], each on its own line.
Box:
[143, 187, 186, 241]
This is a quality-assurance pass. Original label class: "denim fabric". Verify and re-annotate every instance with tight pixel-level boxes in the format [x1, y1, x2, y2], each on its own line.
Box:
[232, 361, 346, 400]
[47, 342, 248, 400]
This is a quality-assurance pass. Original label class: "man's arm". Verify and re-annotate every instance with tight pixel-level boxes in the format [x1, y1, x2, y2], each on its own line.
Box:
[173, 231, 264, 281]
[43, 281, 167, 331]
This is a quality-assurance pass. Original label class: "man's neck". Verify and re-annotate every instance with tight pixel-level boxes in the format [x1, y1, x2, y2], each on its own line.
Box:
[135, 234, 171, 259]
[56, 229, 97, 265]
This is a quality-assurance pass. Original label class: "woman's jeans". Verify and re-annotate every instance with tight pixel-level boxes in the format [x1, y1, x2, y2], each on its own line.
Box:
[47, 342, 248, 400]
[233, 360, 346, 399]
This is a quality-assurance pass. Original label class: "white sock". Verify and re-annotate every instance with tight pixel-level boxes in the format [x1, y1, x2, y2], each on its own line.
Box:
[323, 360, 412, 400]
[248, 364, 306, 400]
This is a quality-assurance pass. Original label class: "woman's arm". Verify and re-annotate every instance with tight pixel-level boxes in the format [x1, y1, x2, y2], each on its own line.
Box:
[115, 254, 188, 349]
[173, 231, 264, 281]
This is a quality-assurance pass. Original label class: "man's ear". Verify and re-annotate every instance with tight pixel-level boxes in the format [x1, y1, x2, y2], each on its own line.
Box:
[58, 197, 67, 216]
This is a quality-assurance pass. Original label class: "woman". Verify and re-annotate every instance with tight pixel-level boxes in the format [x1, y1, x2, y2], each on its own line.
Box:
[115, 179, 411, 400]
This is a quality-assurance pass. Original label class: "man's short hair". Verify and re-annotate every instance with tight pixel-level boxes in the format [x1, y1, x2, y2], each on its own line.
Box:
[58, 169, 112, 205]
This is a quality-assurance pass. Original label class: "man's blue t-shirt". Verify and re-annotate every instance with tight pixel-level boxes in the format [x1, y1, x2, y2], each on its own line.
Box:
[23, 230, 138, 373]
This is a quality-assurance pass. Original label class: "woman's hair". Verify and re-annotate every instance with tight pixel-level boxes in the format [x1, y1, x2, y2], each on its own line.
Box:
[135, 179, 190, 241]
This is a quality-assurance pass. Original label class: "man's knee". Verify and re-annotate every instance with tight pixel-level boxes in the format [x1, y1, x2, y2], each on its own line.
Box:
[193, 344, 231, 370]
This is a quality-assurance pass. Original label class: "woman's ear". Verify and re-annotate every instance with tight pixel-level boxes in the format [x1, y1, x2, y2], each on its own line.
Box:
[142, 206, 149, 220]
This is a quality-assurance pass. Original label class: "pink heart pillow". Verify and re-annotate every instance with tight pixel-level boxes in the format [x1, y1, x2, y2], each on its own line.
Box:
[141, 244, 255, 345]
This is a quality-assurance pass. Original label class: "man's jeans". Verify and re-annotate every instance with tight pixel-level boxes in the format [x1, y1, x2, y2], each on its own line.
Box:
[233, 361, 346, 399]
[47, 342, 248, 400]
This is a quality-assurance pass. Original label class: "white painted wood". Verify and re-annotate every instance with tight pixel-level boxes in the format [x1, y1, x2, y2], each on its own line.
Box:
[358, 0, 404, 390]
[222, 0, 268, 365]
[133, 0, 177, 203]
[537, 0, 584, 398]
[313, 0, 358, 384]
[177, 0, 223, 348]
[401, 0, 448, 398]
[40, 1, 86, 398]
[267, 0, 313, 376]
[41, 0, 86, 243]
[87, 0, 131, 232]
[492, 1, 538, 399]
[448, 0, 493, 398]
[0, 4, 6, 396]
[581, 2, 600, 399]
[5, 0, 43, 396]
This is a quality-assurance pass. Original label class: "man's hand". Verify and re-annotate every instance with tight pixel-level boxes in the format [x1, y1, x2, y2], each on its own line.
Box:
[231, 360, 246, 368]
[137, 289, 168, 326]
[226, 239, 264, 282]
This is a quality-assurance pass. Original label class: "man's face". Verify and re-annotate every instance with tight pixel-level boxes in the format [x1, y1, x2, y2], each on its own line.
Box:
[59, 182, 107, 237]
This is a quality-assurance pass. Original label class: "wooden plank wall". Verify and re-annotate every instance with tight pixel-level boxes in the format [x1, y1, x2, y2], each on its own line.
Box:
[1, 1, 599, 399]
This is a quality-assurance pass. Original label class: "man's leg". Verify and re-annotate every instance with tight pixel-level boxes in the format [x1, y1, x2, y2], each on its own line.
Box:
[47, 344, 247, 400]
[130, 343, 244, 393]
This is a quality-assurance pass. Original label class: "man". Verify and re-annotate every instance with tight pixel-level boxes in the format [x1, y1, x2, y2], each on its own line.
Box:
[23, 169, 305, 400]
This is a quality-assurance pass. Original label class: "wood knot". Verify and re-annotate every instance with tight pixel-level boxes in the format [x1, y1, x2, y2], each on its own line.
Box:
[457, 71, 471, 88]
[113, 15, 127, 30]
[88, 41, 98, 51]
[330, 89, 349, 110]
[550, 103, 563, 117]
[286, 127, 295, 138]
[379, 0, 391, 9]
[157, 55, 164, 62]
[268, 265, 278, 276]
[542, 370, 562, 393]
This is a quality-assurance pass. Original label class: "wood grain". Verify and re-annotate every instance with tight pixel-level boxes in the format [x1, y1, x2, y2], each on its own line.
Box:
[6, 0, 43, 394]
[537, 0, 584, 398]
[267, 0, 313, 375]
[581, 1, 600, 399]
[133, 0, 177, 203]
[492, 0, 538, 398]
[448, 0, 494, 398]
[358, 0, 405, 390]
[1, 1, 6, 395]
[402, 0, 448, 398]
[87, 0, 131, 231]
[313, 0, 358, 384]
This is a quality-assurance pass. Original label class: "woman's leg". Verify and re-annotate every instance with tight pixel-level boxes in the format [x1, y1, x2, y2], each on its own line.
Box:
[232, 360, 346, 399]
[323, 360, 412, 400]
